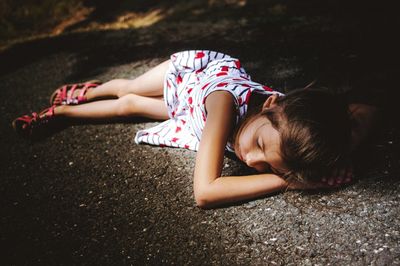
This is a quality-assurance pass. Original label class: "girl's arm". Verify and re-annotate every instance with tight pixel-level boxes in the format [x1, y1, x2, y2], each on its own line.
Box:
[193, 91, 288, 208]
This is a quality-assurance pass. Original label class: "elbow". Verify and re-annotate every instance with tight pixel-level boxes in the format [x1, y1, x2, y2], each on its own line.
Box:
[194, 188, 214, 209]
[194, 192, 211, 209]
[195, 198, 210, 209]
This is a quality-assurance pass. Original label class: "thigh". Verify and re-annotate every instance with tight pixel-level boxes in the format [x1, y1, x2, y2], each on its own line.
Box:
[122, 60, 170, 97]
[127, 94, 169, 120]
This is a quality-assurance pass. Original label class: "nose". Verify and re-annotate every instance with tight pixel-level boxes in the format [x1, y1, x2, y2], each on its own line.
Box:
[244, 151, 264, 168]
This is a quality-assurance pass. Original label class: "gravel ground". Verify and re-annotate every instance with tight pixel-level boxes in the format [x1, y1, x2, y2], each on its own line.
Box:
[1, 1, 399, 265]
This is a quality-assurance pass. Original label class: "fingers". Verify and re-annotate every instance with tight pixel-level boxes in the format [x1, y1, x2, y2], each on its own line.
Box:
[322, 165, 354, 187]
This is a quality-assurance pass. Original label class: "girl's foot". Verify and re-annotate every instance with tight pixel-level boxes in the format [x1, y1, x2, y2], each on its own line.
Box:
[12, 105, 57, 138]
[50, 80, 102, 106]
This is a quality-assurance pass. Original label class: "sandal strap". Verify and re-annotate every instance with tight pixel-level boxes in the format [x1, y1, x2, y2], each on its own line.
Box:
[77, 83, 90, 102]
[13, 106, 57, 137]
[41, 105, 55, 117]
[55, 81, 101, 105]
[61, 85, 68, 101]
[66, 84, 78, 104]
[78, 83, 99, 101]
[16, 114, 36, 123]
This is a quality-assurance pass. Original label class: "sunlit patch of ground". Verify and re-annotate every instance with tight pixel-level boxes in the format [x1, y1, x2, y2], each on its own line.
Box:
[51, 6, 95, 35]
[0, 0, 253, 51]
[0, 5, 169, 51]
[78, 8, 166, 32]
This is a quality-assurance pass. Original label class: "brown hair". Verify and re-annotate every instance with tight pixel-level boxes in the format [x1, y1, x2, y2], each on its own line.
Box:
[235, 87, 351, 183]
[234, 87, 350, 182]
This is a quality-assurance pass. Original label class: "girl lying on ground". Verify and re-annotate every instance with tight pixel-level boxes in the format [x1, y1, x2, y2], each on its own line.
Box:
[13, 50, 379, 208]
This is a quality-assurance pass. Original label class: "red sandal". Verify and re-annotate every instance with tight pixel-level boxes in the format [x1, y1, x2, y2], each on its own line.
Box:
[49, 80, 102, 106]
[12, 105, 57, 138]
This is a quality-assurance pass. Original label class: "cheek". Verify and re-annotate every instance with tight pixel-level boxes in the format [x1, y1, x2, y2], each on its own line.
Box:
[238, 129, 252, 151]
[235, 117, 255, 148]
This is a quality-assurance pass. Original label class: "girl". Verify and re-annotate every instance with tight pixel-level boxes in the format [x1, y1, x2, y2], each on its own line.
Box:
[13, 50, 379, 208]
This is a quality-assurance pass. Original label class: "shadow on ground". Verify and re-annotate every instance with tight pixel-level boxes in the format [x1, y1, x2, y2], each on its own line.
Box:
[1, 0, 399, 265]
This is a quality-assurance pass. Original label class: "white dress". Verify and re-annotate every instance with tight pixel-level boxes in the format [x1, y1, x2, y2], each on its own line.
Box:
[134, 50, 282, 152]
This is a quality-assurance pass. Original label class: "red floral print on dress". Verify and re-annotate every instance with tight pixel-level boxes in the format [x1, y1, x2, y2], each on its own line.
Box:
[216, 72, 228, 77]
[195, 67, 205, 74]
[176, 74, 183, 84]
[235, 60, 241, 69]
[201, 82, 210, 90]
[245, 90, 252, 104]
[221, 66, 229, 71]
[195, 52, 205, 59]
[263, 85, 273, 91]
[217, 82, 228, 87]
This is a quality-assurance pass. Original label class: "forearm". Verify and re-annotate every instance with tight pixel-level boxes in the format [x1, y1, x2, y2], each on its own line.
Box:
[195, 174, 288, 208]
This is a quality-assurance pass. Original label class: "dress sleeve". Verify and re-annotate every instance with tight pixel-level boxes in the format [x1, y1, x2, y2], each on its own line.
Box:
[170, 50, 231, 73]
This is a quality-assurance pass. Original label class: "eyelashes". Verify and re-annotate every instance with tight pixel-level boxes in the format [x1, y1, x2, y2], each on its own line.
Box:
[256, 136, 263, 150]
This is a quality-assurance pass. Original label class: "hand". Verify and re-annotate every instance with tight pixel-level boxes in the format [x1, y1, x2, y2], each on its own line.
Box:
[287, 164, 354, 190]
[321, 164, 353, 187]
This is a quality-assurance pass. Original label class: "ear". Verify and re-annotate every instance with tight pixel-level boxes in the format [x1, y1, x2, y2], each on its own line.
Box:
[262, 93, 279, 110]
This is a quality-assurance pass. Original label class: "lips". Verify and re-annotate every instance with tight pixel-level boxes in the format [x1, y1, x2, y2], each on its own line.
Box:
[238, 152, 243, 161]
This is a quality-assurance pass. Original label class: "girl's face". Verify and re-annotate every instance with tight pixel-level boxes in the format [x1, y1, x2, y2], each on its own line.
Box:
[234, 115, 287, 174]
[233, 94, 288, 175]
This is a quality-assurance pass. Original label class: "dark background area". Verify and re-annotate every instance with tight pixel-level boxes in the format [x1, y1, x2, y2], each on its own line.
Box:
[1, 0, 399, 98]
[1, 0, 399, 265]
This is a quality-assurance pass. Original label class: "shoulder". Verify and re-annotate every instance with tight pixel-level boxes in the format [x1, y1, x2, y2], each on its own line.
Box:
[205, 90, 236, 115]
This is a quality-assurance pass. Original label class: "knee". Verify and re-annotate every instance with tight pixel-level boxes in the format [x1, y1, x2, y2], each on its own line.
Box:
[116, 94, 138, 117]
[116, 79, 136, 98]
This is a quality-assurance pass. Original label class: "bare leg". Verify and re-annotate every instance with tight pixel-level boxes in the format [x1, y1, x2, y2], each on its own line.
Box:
[55, 94, 169, 121]
[54, 60, 171, 121]
[82, 60, 170, 101]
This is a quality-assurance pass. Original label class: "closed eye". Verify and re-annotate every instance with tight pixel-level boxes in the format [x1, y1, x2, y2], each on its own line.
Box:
[257, 136, 263, 150]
